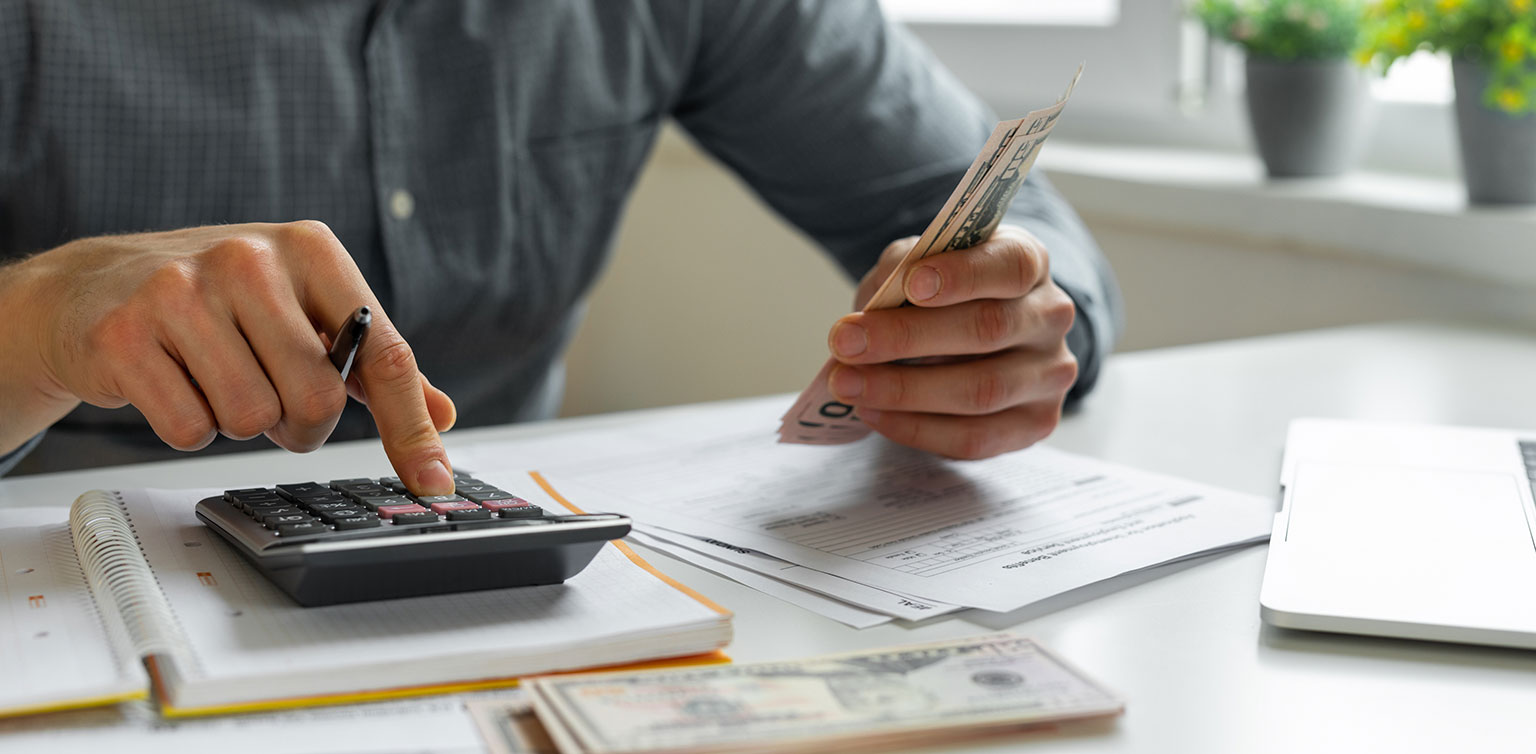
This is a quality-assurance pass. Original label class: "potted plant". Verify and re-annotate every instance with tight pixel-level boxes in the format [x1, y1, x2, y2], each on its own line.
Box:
[1360, 0, 1536, 204]
[1194, 0, 1370, 177]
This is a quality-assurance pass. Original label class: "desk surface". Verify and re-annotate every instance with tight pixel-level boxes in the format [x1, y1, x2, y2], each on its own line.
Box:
[5, 321, 1535, 753]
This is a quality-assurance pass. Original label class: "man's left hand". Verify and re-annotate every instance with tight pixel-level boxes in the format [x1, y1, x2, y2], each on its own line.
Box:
[826, 225, 1078, 460]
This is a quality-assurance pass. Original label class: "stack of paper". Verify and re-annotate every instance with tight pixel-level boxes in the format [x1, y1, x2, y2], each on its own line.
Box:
[452, 397, 1276, 628]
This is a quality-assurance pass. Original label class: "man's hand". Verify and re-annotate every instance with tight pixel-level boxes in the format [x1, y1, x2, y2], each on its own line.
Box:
[0, 222, 457, 494]
[825, 225, 1077, 460]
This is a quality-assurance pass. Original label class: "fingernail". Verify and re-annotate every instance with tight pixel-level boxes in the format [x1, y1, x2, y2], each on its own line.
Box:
[417, 459, 454, 495]
[830, 365, 864, 400]
[831, 321, 868, 357]
[858, 408, 882, 425]
[907, 266, 941, 302]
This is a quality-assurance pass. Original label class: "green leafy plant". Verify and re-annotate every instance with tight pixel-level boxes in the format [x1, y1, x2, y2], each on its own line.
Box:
[1359, 0, 1536, 114]
[1193, 0, 1366, 60]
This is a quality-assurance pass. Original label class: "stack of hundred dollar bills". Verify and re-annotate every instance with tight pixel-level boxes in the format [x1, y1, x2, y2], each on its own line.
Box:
[470, 634, 1122, 754]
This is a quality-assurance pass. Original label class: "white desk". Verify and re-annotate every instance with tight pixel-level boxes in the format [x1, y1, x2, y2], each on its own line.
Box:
[5, 321, 1536, 752]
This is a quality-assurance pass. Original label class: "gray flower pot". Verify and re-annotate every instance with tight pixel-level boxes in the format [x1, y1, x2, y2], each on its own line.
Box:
[1245, 58, 1370, 178]
[1452, 60, 1536, 205]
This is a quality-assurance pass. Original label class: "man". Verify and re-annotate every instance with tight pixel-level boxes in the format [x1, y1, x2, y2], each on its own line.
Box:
[0, 1, 1121, 495]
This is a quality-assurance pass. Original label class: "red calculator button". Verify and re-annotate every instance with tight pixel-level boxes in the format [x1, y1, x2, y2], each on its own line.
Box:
[429, 501, 482, 515]
[478, 497, 532, 510]
[376, 503, 427, 519]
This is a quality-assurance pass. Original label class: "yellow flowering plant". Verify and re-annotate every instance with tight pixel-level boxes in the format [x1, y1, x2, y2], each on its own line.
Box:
[1359, 0, 1536, 113]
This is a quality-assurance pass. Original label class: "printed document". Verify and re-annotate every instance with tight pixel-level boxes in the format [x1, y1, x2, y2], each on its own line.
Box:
[457, 397, 1275, 613]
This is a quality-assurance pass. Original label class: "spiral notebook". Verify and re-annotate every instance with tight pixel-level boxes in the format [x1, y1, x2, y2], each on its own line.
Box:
[0, 473, 731, 719]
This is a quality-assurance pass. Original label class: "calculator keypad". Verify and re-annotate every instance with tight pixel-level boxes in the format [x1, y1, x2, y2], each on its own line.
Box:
[220, 474, 542, 539]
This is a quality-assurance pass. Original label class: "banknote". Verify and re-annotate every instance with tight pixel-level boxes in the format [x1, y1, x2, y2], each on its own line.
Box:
[779, 67, 1082, 446]
[467, 694, 559, 754]
[525, 633, 1121, 754]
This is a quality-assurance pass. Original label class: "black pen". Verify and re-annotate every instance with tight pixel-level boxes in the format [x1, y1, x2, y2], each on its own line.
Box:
[328, 306, 371, 381]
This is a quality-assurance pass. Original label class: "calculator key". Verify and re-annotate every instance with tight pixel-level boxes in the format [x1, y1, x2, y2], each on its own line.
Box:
[265, 513, 317, 529]
[275, 482, 329, 501]
[429, 501, 482, 515]
[377, 476, 402, 488]
[357, 496, 414, 512]
[391, 511, 440, 525]
[446, 508, 493, 521]
[497, 505, 544, 519]
[454, 484, 499, 496]
[235, 497, 284, 512]
[479, 497, 533, 510]
[464, 490, 517, 504]
[337, 483, 392, 499]
[292, 491, 347, 505]
[224, 488, 280, 505]
[304, 500, 356, 513]
[315, 508, 370, 523]
[332, 515, 383, 530]
[452, 469, 478, 481]
[327, 478, 374, 488]
[276, 521, 331, 537]
[415, 494, 468, 506]
[376, 503, 429, 519]
[252, 505, 304, 522]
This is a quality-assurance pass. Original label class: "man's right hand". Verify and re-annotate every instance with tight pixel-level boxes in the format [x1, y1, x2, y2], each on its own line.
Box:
[0, 221, 458, 495]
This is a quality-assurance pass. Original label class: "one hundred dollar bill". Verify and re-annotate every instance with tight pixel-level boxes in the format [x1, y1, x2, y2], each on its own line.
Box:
[779, 67, 1082, 446]
[525, 633, 1121, 754]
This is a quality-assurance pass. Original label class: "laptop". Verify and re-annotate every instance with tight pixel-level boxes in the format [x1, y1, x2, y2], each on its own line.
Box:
[1260, 418, 1536, 649]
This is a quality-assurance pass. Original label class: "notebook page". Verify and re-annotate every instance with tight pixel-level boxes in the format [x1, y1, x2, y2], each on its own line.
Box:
[115, 481, 728, 708]
[0, 509, 147, 716]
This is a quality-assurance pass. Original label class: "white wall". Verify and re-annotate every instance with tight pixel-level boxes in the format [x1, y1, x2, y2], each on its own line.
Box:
[558, 126, 1534, 417]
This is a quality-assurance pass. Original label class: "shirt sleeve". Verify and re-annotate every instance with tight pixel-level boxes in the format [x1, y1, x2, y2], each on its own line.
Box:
[0, 431, 43, 477]
[672, 0, 1122, 401]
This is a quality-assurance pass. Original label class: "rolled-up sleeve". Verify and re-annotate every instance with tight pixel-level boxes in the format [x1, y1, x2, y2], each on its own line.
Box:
[673, 0, 1122, 400]
[0, 432, 43, 477]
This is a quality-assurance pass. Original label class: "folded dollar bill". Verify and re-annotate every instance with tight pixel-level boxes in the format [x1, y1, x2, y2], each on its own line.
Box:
[779, 66, 1082, 446]
[524, 633, 1121, 754]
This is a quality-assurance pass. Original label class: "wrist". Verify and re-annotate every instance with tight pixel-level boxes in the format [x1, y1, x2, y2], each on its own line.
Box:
[0, 252, 82, 453]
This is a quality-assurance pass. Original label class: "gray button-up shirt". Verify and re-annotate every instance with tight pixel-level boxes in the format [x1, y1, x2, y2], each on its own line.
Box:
[0, 0, 1121, 475]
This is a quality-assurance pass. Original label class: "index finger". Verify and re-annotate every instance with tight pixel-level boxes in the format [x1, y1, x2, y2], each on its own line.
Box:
[279, 221, 455, 496]
[902, 226, 1050, 307]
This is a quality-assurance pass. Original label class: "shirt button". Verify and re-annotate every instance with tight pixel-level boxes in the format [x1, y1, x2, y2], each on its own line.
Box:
[388, 189, 415, 220]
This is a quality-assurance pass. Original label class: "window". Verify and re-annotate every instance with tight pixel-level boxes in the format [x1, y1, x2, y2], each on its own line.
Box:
[887, 0, 1461, 178]
[880, 0, 1118, 26]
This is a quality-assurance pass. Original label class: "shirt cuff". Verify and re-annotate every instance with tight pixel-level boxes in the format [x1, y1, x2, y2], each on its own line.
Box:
[0, 432, 44, 477]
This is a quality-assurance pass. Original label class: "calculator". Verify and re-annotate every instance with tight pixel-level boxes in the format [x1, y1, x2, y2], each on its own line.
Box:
[194, 471, 630, 606]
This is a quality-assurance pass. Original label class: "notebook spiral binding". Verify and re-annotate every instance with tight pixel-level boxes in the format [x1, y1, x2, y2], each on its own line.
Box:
[69, 490, 191, 664]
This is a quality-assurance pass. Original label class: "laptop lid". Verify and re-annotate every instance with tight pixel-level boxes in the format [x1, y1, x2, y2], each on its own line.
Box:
[1260, 419, 1536, 649]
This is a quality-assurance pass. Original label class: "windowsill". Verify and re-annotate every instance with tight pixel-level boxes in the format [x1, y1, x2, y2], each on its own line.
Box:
[1039, 142, 1536, 288]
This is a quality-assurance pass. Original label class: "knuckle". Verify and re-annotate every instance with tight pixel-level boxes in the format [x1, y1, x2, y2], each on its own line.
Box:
[967, 369, 1012, 414]
[366, 336, 420, 386]
[1047, 353, 1079, 393]
[143, 258, 201, 302]
[951, 428, 996, 461]
[881, 315, 920, 357]
[89, 311, 153, 356]
[291, 380, 348, 426]
[281, 219, 339, 245]
[224, 397, 282, 439]
[207, 236, 280, 281]
[1041, 287, 1076, 334]
[971, 300, 1016, 349]
[869, 366, 908, 407]
[161, 414, 214, 451]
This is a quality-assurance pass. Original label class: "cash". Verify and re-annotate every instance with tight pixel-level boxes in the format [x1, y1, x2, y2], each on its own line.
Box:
[778, 67, 1082, 445]
[522, 633, 1121, 754]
